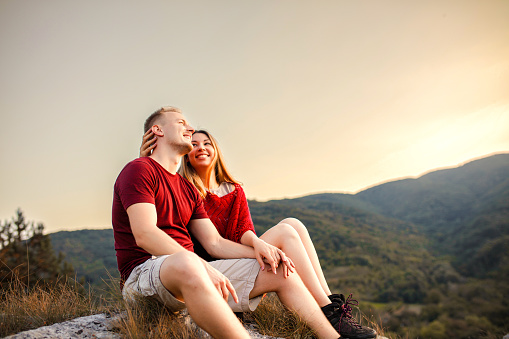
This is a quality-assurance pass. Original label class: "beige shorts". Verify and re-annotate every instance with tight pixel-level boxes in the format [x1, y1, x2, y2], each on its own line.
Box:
[122, 255, 263, 313]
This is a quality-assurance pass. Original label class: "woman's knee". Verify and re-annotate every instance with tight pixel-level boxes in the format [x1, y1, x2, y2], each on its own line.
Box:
[279, 218, 309, 237]
[258, 262, 301, 291]
[273, 223, 300, 244]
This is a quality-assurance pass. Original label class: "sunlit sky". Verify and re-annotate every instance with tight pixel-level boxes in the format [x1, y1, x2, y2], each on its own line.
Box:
[1, 1, 508, 233]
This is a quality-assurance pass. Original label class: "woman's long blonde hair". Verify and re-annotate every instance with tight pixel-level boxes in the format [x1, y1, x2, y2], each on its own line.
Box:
[179, 130, 239, 198]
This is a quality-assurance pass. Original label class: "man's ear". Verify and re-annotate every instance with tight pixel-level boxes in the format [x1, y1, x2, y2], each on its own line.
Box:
[152, 125, 164, 137]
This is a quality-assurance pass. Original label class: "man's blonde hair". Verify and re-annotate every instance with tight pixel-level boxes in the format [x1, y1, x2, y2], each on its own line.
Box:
[144, 106, 182, 133]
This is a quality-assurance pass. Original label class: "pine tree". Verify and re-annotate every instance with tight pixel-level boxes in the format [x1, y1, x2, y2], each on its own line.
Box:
[0, 208, 74, 289]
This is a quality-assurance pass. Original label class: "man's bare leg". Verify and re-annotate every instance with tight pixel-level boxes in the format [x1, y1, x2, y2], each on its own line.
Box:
[260, 223, 331, 306]
[250, 264, 339, 339]
[279, 218, 332, 295]
[160, 251, 250, 339]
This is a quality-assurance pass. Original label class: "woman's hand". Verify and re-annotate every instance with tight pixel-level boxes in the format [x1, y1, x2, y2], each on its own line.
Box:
[140, 130, 157, 157]
[253, 238, 295, 278]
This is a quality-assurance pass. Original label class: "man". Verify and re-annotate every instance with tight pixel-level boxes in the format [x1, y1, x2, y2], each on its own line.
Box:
[112, 106, 362, 338]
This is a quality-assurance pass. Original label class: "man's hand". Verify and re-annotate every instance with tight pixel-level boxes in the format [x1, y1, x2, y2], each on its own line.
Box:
[203, 261, 239, 304]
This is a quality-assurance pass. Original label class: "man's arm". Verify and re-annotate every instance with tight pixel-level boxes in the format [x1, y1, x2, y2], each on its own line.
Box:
[127, 203, 241, 304]
[189, 218, 256, 259]
[127, 202, 186, 255]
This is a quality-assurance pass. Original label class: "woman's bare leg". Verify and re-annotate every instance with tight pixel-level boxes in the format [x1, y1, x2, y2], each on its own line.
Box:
[260, 223, 331, 307]
[250, 264, 339, 339]
[279, 218, 332, 295]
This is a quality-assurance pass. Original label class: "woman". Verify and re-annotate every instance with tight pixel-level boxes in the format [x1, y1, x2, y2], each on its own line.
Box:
[141, 129, 332, 301]
[140, 129, 376, 338]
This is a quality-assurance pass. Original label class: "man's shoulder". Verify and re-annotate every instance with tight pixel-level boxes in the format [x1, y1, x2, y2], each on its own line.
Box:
[120, 157, 155, 173]
[115, 157, 157, 185]
[127, 156, 154, 167]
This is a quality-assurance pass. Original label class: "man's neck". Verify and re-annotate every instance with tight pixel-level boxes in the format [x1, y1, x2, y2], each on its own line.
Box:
[149, 149, 181, 174]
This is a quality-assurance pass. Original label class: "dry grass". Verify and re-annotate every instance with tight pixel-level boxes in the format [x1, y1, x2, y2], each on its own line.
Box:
[112, 296, 206, 339]
[360, 310, 389, 339]
[102, 274, 206, 339]
[0, 276, 100, 337]
[250, 293, 317, 338]
[110, 289, 318, 339]
[1, 272, 388, 339]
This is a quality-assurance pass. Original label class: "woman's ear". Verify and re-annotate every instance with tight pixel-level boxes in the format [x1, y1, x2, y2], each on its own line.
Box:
[152, 125, 164, 137]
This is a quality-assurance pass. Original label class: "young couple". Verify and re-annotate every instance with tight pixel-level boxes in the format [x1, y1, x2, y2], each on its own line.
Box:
[112, 106, 376, 339]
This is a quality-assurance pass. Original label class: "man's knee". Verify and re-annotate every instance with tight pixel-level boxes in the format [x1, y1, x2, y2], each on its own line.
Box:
[160, 251, 208, 288]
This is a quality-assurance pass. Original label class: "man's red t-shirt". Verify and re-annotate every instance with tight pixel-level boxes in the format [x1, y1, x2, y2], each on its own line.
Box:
[112, 157, 208, 283]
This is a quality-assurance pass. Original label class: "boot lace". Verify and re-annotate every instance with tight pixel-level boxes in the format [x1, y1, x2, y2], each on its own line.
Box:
[338, 294, 362, 331]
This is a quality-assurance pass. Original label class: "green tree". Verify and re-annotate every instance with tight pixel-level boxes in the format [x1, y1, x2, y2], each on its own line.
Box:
[420, 320, 447, 339]
[0, 208, 74, 289]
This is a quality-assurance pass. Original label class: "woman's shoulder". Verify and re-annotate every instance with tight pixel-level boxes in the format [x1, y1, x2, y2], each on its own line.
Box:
[232, 182, 244, 192]
[207, 182, 236, 198]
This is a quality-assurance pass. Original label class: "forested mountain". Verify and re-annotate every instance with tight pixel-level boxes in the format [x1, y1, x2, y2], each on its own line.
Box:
[356, 153, 509, 238]
[50, 229, 117, 287]
[49, 153, 509, 337]
[354, 153, 509, 278]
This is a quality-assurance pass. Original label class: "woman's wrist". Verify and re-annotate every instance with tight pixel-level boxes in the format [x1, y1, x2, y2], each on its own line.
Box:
[240, 230, 257, 247]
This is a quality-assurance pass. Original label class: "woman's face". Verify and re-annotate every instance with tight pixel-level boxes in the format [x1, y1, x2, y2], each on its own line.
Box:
[188, 132, 216, 171]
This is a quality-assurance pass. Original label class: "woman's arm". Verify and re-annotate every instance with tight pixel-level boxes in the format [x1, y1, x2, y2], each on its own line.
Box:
[189, 218, 256, 259]
[232, 185, 294, 276]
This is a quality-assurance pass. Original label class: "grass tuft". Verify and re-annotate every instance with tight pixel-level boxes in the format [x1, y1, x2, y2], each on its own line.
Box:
[250, 293, 317, 338]
[0, 275, 99, 337]
[112, 296, 206, 339]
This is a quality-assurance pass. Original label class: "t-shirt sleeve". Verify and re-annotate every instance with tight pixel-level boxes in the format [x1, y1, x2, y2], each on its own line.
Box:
[116, 160, 156, 210]
[183, 179, 209, 220]
[192, 197, 209, 220]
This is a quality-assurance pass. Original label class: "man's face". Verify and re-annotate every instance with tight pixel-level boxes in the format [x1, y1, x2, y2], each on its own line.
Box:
[159, 111, 195, 154]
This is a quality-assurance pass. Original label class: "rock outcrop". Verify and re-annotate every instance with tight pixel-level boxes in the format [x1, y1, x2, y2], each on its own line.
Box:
[5, 313, 120, 339]
[5, 313, 390, 338]
[4, 313, 282, 339]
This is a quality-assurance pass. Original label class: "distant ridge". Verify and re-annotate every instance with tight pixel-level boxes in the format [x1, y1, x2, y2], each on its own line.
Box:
[355, 152, 509, 192]
[354, 154, 509, 229]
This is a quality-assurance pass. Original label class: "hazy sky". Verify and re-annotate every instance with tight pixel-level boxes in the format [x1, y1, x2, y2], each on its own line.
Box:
[1, 1, 508, 233]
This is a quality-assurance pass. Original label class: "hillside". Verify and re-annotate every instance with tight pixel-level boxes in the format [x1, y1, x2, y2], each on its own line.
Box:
[48, 153, 509, 337]
[353, 153, 509, 277]
[50, 229, 118, 287]
[248, 196, 449, 304]
[355, 153, 508, 234]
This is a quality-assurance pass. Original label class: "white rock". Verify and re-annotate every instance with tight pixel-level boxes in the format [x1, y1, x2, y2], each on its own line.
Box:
[5, 313, 282, 339]
[5, 313, 120, 339]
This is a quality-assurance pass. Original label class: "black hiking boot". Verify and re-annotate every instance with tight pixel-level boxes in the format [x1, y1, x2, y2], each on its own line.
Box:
[322, 293, 377, 339]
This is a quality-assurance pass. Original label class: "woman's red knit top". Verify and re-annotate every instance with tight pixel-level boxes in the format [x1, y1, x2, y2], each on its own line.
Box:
[203, 183, 256, 243]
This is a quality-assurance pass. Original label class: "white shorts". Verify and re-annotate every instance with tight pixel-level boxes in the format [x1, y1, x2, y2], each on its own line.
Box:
[122, 255, 263, 313]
